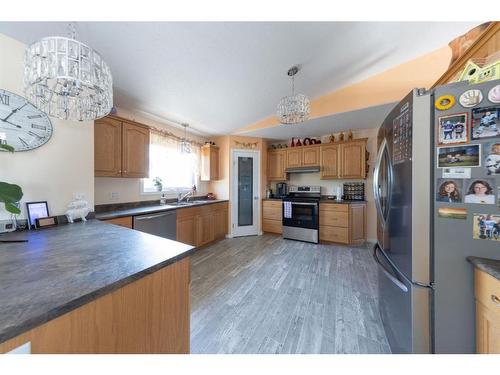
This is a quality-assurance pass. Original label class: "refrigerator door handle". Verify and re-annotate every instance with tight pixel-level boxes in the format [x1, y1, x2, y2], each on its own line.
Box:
[372, 244, 409, 293]
[373, 138, 392, 227]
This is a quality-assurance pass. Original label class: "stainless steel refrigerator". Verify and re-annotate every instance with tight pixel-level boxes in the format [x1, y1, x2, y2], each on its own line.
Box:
[373, 79, 500, 353]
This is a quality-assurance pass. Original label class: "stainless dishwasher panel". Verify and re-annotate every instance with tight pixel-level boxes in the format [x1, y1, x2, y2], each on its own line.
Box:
[133, 211, 177, 240]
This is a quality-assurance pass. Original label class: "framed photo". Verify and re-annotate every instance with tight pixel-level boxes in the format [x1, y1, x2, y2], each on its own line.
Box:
[483, 142, 500, 175]
[26, 201, 49, 229]
[438, 113, 468, 145]
[471, 106, 500, 140]
[437, 144, 481, 168]
[436, 178, 463, 203]
[463, 178, 496, 205]
[473, 213, 500, 241]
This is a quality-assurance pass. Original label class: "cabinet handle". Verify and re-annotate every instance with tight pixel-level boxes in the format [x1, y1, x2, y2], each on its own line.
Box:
[491, 294, 500, 306]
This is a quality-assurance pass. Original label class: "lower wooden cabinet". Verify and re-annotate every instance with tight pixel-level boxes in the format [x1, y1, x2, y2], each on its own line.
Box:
[176, 202, 228, 247]
[262, 200, 282, 234]
[103, 216, 133, 229]
[319, 203, 366, 245]
[474, 268, 500, 353]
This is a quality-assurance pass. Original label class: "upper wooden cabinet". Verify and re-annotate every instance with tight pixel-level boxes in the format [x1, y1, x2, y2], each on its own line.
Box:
[95, 116, 150, 178]
[302, 146, 320, 167]
[267, 149, 286, 181]
[200, 144, 219, 181]
[320, 139, 367, 180]
[286, 148, 303, 168]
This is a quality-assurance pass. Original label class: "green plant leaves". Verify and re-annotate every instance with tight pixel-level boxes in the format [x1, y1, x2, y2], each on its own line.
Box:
[0, 182, 23, 214]
[0, 143, 15, 152]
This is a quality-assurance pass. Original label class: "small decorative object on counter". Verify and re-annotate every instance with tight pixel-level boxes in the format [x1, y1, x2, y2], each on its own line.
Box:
[339, 132, 345, 142]
[347, 129, 353, 140]
[206, 192, 216, 200]
[329, 134, 336, 143]
[65, 199, 90, 223]
[35, 216, 59, 229]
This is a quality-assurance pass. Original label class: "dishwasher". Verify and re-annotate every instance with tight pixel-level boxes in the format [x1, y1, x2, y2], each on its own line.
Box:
[133, 210, 177, 240]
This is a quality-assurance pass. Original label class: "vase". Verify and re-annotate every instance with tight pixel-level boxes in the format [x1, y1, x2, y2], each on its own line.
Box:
[291, 138, 295, 147]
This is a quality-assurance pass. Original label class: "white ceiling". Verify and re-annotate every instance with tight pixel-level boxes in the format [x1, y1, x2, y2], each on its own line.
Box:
[240, 102, 396, 140]
[0, 22, 480, 136]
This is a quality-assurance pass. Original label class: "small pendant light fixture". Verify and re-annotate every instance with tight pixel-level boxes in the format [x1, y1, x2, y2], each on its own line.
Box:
[179, 123, 191, 154]
[276, 65, 310, 125]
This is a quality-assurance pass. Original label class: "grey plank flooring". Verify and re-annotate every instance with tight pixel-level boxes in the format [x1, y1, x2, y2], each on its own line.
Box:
[190, 234, 391, 354]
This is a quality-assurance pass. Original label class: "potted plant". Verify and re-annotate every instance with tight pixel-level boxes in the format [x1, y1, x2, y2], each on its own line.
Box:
[0, 143, 23, 214]
[152, 177, 163, 192]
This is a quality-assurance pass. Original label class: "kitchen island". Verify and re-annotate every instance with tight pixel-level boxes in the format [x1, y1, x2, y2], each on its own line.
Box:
[0, 220, 194, 354]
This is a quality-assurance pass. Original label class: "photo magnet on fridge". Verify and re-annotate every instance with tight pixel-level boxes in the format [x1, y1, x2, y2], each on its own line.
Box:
[464, 178, 496, 204]
[437, 144, 481, 168]
[483, 142, 500, 175]
[436, 178, 463, 203]
[438, 207, 467, 220]
[437, 113, 468, 145]
[442, 167, 471, 179]
[473, 213, 500, 241]
[471, 106, 500, 140]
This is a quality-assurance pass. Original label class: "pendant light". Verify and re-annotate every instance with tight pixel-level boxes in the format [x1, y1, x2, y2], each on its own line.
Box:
[276, 65, 310, 124]
[179, 123, 191, 154]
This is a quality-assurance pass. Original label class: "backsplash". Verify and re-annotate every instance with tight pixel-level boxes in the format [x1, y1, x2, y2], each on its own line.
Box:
[269, 174, 364, 196]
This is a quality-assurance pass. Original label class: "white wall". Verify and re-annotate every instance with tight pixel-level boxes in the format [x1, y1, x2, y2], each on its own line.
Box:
[94, 107, 209, 205]
[0, 33, 94, 220]
[269, 128, 378, 242]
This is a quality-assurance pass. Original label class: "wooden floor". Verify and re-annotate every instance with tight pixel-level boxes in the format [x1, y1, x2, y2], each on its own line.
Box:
[190, 234, 391, 354]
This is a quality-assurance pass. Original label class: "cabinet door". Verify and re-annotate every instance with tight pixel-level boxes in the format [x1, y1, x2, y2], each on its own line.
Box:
[287, 148, 303, 168]
[210, 147, 219, 180]
[95, 117, 122, 177]
[302, 146, 319, 166]
[122, 122, 150, 178]
[201, 146, 219, 181]
[176, 215, 196, 246]
[320, 144, 340, 179]
[267, 150, 286, 181]
[103, 216, 133, 229]
[340, 141, 366, 179]
[214, 206, 228, 239]
[196, 213, 215, 246]
[476, 301, 500, 353]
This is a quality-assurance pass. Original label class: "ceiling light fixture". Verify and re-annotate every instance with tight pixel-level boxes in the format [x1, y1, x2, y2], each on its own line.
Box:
[23, 23, 113, 122]
[276, 65, 310, 125]
[179, 123, 191, 154]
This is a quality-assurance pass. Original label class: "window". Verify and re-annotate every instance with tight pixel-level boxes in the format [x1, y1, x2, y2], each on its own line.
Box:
[142, 131, 200, 193]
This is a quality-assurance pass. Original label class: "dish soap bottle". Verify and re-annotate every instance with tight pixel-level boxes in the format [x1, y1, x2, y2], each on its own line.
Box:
[160, 193, 167, 205]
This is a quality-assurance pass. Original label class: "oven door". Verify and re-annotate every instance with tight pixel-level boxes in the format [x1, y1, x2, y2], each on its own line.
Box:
[282, 200, 319, 229]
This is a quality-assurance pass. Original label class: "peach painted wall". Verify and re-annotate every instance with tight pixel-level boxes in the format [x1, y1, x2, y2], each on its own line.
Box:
[236, 46, 452, 134]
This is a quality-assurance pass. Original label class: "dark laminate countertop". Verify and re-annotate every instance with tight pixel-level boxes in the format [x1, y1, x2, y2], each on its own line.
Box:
[467, 257, 500, 281]
[0, 220, 194, 344]
[95, 199, 228, 220]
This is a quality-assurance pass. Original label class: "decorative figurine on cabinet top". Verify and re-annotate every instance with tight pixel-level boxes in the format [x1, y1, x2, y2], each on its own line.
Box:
[329, 134, 336, 143]
[347, 129, 353, 140]
[339, 132, 345, 142]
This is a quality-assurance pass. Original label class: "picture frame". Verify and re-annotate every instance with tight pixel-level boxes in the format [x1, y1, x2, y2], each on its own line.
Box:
[473, 213, 500, 241]
[437, 113, 468, 146]
[26, 201, 49, 229]
[471, 106, 500, 140]
[437, 144, 481, 168]
[463, 178, 496, 205]
[483, 142, 500, 176]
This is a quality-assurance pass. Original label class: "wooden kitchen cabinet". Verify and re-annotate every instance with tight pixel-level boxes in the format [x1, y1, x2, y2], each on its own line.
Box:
[320, 144, 340, 179]
[267, 149, 287, 181]
[474, 268, 500, 354]
[286, 148, 303, 168]
[176, 212, 197, 246]
[103, 216, 133, 229]
[302, 146, 320, 167]
[320, 139, 367, 180]
[319, 203, 366, 245]
[262, 200, 282, 234]
[95, 115, 150, 178]
[200, 144, 219, 181]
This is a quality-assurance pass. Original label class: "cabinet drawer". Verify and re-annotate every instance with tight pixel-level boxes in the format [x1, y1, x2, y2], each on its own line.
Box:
[263, 219, 282, 234]
[319, 203, 348, 213]
[263, 206, 282, 221]
[319, 211, 348, 227]
[263, 200, 282, 208]
[319, 226, 349, 244]
[475, 269, 500, 313]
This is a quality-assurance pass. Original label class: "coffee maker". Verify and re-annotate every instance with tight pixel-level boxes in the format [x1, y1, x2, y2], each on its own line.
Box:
[275, 182, 287, 198]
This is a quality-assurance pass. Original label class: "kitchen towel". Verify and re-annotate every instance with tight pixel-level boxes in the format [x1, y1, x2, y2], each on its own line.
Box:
[283, 201, 292, 219]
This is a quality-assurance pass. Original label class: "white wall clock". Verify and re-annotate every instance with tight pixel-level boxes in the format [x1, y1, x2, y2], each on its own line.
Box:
[0, 89, 53, 152]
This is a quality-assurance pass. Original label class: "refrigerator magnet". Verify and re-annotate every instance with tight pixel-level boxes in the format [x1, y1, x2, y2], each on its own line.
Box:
[473, 213, 500, 241]
[488, 85, 500, 103]
[436, 179, 463, 203]
[438, 207, 467, 220]
[483, 142, 500, 176]
[471, 106, 500, 140]
[464, 179, 496, 204]
[435, 95, 455, 110]
[437, 113, 469, 146]
[459, 89, 483, 108]
[442, 167, 471, 179]
[437, 144, 481, 168]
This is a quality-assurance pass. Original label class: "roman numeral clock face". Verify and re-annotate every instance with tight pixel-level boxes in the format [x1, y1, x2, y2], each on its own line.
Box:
[0, 89, 53, 152]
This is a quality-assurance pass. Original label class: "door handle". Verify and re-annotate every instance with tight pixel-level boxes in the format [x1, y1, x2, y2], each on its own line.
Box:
[492, 294, 500, 307]
[372, 244, 408, 293]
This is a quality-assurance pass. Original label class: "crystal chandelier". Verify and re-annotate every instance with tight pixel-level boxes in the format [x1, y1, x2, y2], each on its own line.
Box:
[23, 23, 113, 122]
[179, 123, 191, 154]
[276, 66, 310, 124]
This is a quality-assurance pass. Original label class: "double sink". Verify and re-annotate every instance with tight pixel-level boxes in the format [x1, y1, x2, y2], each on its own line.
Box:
[167, 200, 213, 207]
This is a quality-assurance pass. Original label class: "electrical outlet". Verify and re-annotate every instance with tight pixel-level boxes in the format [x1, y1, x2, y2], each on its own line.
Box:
[110, 192, 120, 200]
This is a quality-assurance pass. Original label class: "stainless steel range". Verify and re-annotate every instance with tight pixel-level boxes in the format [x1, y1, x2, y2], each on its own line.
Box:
[282, 185, 320, 243]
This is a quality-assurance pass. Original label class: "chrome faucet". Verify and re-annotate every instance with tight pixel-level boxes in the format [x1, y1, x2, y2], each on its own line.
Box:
[178, 190, 193, 204]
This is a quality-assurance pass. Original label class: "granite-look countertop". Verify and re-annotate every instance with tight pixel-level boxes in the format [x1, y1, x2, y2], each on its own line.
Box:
[0, 220, 194, 344]
[467, 257, 500, 281]
[95, 199, 228, 220]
